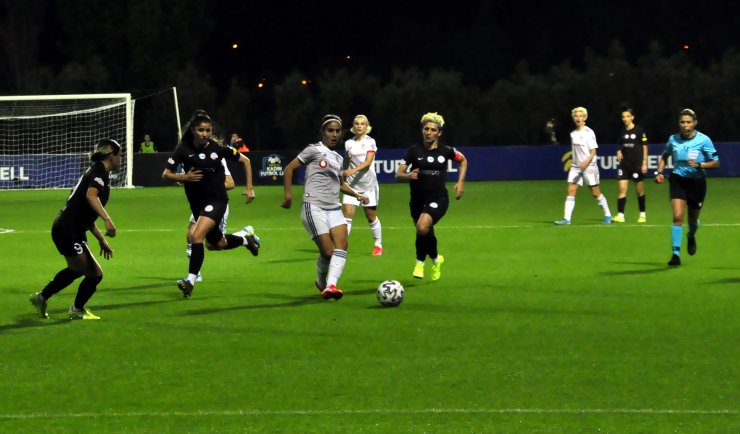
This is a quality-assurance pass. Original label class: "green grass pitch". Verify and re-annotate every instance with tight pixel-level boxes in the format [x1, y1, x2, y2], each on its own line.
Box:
[1, 179, 738, 433]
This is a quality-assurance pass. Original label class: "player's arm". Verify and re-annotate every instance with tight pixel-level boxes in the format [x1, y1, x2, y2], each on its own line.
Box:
[237, 153, 254, 203]
[86, 187, 115, 237]
[281, 158, 303, 209]
[343, 151, 375, 177]
[453, 151, 467, 200]
[696, 140, 720, 170]
[655, 147, 671, 183]
[88, 220, 113, 259]
[340, 180, 369, 204]
[641, 135, 648, 173]
[579, 148, 597, 170]
[395, 162, 418, 182]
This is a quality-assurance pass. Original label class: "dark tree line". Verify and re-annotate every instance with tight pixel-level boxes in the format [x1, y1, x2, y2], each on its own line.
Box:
[2, 0, 740, 151]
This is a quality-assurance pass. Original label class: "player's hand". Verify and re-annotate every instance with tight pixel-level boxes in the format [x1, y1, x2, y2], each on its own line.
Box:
[281, 197, 292, 209]
[454, 183, 464, 200]
[104, 218, 116, 237]
[342, 169, 355, 177]
[99, 239, 113, 260]
[242, 187, 255, 204]
[655, 173, 665, 184]
[358, 195, 369, 205]
[408, 168, 420, 180]
[183, 168, 203, 182]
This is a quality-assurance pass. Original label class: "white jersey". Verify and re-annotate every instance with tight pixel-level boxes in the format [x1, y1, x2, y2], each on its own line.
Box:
[297, 142, 344, 209]
[570, 126, 598, 168]
[344, 135, 378, 191]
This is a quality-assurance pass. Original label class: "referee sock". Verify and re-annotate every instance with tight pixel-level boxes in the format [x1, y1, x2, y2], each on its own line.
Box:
[688, 220, 700, 238]
[326, 249, 347, 287]
[74, 274, 102, 310]
[41, 268, 83, 300]
[671, 225, 683, 255]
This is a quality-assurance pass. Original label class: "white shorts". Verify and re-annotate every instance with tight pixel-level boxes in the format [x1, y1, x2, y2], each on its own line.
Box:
[301, 202, 346, 238]
[342, 185, 379, 207]
[567, 166, 600, 187]
[189, 204, 229, 233]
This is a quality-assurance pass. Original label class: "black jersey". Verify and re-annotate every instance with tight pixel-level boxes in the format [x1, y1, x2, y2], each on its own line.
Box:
[401, 144, 460, 202]
[618, 125, 648, 170]
[56, 161, 110, 232]
[166, 139, 241, 202]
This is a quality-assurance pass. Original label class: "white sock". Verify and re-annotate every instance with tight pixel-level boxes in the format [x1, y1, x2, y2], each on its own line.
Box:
[345, 218, 353, 235]
[187, 273, 197, 285]
[564, 196, 576, 220]
[326, 249, 347, 287]
[316, 255, 329, 286]
[597, 194, 611, 216]
[370, 217, 382, 246]
[186, 243, 192, 257]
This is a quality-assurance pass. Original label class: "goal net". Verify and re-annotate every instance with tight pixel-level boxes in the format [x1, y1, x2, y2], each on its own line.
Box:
[0, 94, 134, 189]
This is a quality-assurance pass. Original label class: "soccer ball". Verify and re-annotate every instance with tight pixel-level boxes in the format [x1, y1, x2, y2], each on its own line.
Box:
[377, 280, 404, 307]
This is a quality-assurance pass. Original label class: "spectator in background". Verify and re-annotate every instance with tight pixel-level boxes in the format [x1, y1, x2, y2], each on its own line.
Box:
[230, 133, 250, 153]
[655, 108, 720, 266]
[140, 134, 157, 153]
[544, 118, 559, 145]
[554, 106, 613, 225]
[614, 105, 648, 223]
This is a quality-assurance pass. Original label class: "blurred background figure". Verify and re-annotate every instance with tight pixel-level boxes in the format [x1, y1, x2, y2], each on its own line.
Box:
[139, 134, 157, 153]
[544, 118, 559, 145]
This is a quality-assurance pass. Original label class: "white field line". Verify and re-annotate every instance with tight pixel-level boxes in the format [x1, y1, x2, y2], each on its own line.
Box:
[0, 407, 738, 419]
[2, 223, 740, 235]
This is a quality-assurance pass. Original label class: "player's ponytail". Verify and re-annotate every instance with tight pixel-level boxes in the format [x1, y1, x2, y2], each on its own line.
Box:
[90, 139, 121, 162]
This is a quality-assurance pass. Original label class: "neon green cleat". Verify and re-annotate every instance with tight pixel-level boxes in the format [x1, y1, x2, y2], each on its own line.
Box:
[69, 306, 100, 320]
[412, 261, 424, 279]
[431, 255, 445, 281]
[29, 292, 48, 319]
[613, 214, 625, 223]
[637, 215, 647, 223]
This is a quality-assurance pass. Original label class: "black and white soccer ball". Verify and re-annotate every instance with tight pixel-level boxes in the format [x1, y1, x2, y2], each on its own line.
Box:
[377, 280, 404, 307]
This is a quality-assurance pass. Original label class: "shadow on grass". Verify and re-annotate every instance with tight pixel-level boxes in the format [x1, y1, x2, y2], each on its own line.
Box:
[710, 277, 740, 285]
[600, 261, 676, 276]
[180, 292, 322, 316]
[0, 315, 70, 332]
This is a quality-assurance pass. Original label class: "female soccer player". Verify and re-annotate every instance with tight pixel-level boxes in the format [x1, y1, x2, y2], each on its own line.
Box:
[655, 108, 720, 266]
[342, 114, 383, 255]
[614, 106, 649, 223]
[162, 110, 260, 298]
[281, 114, 369, 300]
[29, 139, 122, 320]
[555, 106, 613, 225]
[396, 112, 467, 281]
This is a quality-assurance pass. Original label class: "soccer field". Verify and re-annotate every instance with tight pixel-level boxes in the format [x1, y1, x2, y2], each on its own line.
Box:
[1, 180, 739, 433]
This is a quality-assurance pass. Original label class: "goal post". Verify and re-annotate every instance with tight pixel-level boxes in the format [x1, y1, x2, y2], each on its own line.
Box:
[0, 93, 134, 189]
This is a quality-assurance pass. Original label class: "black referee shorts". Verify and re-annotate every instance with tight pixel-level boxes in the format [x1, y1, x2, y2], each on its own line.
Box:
[669, 173, 707, 210]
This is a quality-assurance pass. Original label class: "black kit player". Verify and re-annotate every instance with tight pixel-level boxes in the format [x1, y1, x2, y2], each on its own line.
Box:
[396, 112, 467, 281]
[162, 110, 260, 298]
[29, 139, 122, 320]
[614, 106, 648, 223]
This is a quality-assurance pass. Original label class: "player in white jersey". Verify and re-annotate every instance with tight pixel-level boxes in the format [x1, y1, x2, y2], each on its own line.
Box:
[342, 114, 383, 255]
[281, 114, 369, 300]
[555, 106, 613, 225]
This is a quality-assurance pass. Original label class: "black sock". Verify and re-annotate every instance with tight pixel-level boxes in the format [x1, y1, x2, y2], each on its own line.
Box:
[189, 243, 205, 274]
[74, 274, 102, 309]
[224, 234, 243, 250]
[426, 227, 438, 259]
[41, 268, 82, 300]
[617, 197, 626, 214]
[415, 233, 426, 261]
[638, 194, 646, 213]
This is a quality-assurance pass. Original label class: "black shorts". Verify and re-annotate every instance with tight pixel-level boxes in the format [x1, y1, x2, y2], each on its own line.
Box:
[51, 219, 91, 257]
[410, 197, 449, 224]
[189, 199, 229, 244]
[617, 167, 645, 182]
[669, 173, 707, 210]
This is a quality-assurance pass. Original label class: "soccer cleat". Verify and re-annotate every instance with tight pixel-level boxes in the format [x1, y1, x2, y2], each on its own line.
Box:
[603, 216, 613, 224]
[68, 306, 100, 320]
[177, 279, 194, 298]
[321, 284, 344, 300]
[413, 261, 424, 279]
[637, 215, 647, 223]
[554, 218, 571, 225]
[29, 292, 48, 319]
[431, 255, 445, 281]
[687, 235, 697, 256]
[372, 246, 383, 256]
[236, 225, 261, 256]
[668, 254, 681, 266]
[613, 215, 625, 223]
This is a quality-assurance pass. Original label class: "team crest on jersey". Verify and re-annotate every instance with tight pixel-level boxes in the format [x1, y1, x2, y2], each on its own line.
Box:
[437, 156, 445, 163]
[199, 153, 206, 159]
[319, 159, 328, 168]
[168, 158, 175, 164]
[430, 202, 439, 208]
[210, 152, 218, 160]
[630, 133, 637, 139]
[205, 205, 214, 212]
[427, 156, 434, 163]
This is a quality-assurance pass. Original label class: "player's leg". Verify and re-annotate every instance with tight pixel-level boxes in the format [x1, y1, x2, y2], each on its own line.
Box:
[364, 186, 382, 255]
[32, 225, 85, 318]
[686, 177, 706, 256]
[415, 212, 435, 279]
[302, 203, 332, 292]
[588, 171, 611, 223]
[615, 179, 628, 222]
[185, 215, 202, 282]
[556, 170, 580, 224]
[342, 199, 357, 235]
[66, 244, 103, 320]
[635, 179, 647, 223]
[320, 210, 348, 300]
[423, 200, 448, 281]
[668, 198, 686, 265]
[178, 215, 217, 297]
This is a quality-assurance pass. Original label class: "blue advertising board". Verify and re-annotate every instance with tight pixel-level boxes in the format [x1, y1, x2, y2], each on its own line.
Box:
[0, 154, 85, 188]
